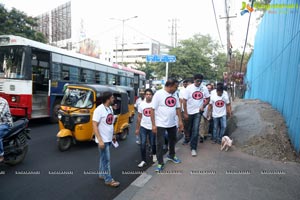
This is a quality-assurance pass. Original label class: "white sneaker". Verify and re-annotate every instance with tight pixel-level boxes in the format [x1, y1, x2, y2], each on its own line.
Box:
[191, 150, 197, 157]
[152, 155, 157, 163]
[138, 161, 146, 168]
[136, 140, 141, 145]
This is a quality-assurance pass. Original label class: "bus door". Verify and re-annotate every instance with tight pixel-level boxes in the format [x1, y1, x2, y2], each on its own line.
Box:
[31, 49, 50, 118]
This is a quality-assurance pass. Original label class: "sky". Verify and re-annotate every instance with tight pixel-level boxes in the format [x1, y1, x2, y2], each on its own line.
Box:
[1, 0, 259, 52]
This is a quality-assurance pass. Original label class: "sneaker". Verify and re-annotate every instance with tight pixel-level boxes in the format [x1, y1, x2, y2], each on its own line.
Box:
[138, 161, 146, 168]
[136, 140, 141, 145]
[191, 150, 197, 157]
[167, 155, 181, 164]
[155, 164, 164, 172]
[152, 155, 157, 163]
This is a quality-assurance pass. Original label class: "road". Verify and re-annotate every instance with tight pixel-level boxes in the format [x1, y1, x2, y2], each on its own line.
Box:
[0, 117, 150, 200]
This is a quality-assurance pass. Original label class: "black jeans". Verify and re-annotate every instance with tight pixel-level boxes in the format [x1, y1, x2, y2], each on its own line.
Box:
[156, 126, 177, 165]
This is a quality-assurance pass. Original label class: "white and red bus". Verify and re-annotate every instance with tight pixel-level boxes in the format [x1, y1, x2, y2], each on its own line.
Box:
[0, 35, 145, 122]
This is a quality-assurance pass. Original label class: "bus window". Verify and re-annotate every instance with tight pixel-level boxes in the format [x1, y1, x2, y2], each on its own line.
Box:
[0, 46, 26, 79]
[51, 63, 61, 80]
[108, 74, 116, 85]
[96, 71, 107, 84]
[62, 65, 70, 80]
[69, 66, 79, 82]
[120, 76, 126, 86]
[127, 77, 133, 87]
[81, 69, 95, 83]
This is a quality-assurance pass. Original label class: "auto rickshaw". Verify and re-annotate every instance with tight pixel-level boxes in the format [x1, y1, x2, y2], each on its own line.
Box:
[56, 84, 130, 151]
[115, 86, 135, 123]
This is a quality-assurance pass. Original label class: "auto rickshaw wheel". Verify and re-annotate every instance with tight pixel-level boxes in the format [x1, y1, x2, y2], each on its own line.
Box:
[58, 137, 72, 151]
[119, 128, 128, 140]
[129, 116, 134, 123]
[50, 100, 61, 123]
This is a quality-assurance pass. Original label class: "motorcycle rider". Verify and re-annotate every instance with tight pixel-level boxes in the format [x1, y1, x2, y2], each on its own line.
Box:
[0, 97, 13, 162]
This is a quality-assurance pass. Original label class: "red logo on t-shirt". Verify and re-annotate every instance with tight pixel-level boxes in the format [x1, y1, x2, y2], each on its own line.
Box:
[143, 108, 151, 117]
[165, 96, 176, 107]
[106, 114, 113, 125]
[215, 100, 225, 108]
[192, 91, 203, 100]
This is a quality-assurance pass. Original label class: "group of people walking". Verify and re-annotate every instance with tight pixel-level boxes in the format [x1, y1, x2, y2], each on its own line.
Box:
[92, 74, 231, 188]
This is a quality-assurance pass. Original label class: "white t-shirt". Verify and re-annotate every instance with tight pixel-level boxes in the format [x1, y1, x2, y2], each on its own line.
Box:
[138, 101, 153, 130]
[209, 92, 230, 118]
[152, 89, 180, 128]
[183, 83, 210, 115]
[92, 104, 114, 143]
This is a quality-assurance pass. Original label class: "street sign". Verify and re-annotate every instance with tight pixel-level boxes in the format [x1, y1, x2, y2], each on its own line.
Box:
[146, 55, 176, 63]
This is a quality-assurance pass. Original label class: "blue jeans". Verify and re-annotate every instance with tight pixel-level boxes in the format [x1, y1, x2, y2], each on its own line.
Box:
[140, 126, 156, 162]
[213, 116, 227, 143]
[188, 113, 201, 150]
[0, 124, 10, 156]
[98, 142, 113, 183]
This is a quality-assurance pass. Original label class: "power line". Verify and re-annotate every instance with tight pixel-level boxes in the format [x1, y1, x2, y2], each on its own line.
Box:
[211, 0, 224, 47]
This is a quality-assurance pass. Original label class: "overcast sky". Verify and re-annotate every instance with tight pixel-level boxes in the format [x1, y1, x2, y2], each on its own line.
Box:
[1, 0, 258, 51]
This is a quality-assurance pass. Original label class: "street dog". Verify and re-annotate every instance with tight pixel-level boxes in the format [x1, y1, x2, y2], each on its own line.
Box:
[220, 136, 233, 151]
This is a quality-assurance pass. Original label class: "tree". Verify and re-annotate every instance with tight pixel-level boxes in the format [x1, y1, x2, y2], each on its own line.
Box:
[154, 34, 227, 81]
[0, 4, 47, 43]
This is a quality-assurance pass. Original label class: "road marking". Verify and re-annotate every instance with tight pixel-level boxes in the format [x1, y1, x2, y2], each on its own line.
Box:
[131, 173, 152, 187]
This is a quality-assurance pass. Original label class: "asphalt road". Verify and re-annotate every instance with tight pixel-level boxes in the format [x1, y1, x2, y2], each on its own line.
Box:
[0, 117, 151, 200]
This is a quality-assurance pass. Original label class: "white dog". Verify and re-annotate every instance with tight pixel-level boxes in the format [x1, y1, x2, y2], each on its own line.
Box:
[220, 136, 233, 151]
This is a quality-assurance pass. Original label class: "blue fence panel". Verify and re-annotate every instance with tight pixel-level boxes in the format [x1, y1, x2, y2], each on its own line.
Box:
[245, 0, 300, 153]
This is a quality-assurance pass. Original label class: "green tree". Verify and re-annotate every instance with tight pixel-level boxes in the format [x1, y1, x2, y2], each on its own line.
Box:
[0, 4, 47, 43]
[154, 34, 226, 81]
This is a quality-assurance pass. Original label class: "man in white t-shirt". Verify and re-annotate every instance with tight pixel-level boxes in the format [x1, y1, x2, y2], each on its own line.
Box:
[183, 74, 210, 157]
[92, 91, 120, 188]
[151, 78, 184, 172]
[208, 85, 231, 144]
[135, 88, 156, 168]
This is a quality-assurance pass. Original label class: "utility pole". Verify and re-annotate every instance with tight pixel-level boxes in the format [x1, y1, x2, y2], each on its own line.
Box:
[219, 0, 236, 63]
[169, 18, 179, 48]
[110, 16, 138, 65]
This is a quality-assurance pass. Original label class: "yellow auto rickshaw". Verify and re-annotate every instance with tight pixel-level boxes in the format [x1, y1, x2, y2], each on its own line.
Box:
[115, 86, 135, 123]
[56, 84, 130, 151]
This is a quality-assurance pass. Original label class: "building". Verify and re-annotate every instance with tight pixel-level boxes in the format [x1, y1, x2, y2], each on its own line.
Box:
[34, 1, 171, 67]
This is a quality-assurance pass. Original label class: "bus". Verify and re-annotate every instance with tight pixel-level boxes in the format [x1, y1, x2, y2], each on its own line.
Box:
[0, 35, 146, 122]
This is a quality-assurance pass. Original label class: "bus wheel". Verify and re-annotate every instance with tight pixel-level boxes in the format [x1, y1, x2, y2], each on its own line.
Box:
[120, 128, 128, 140]
[58, 137, 72, 151]
[50, 101, 61, 123]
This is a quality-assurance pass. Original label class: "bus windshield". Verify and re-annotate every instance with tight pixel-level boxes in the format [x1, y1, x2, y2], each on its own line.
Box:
[61, 88, 93, 108]
[0, 46, 26, 79]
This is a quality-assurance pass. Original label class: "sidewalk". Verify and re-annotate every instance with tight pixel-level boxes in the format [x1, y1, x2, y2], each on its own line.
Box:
[115, 138, 300, 200]
[115, 99, 300, 200]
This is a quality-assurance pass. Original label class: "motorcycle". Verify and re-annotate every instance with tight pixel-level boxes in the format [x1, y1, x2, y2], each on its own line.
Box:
[2, 118, 30, 165]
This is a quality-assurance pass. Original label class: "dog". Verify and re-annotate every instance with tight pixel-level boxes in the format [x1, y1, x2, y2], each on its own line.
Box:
[220, 136, 233, 151]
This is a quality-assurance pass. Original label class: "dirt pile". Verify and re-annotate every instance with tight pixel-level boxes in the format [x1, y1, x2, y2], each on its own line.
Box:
[229, 99, 300, 163]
